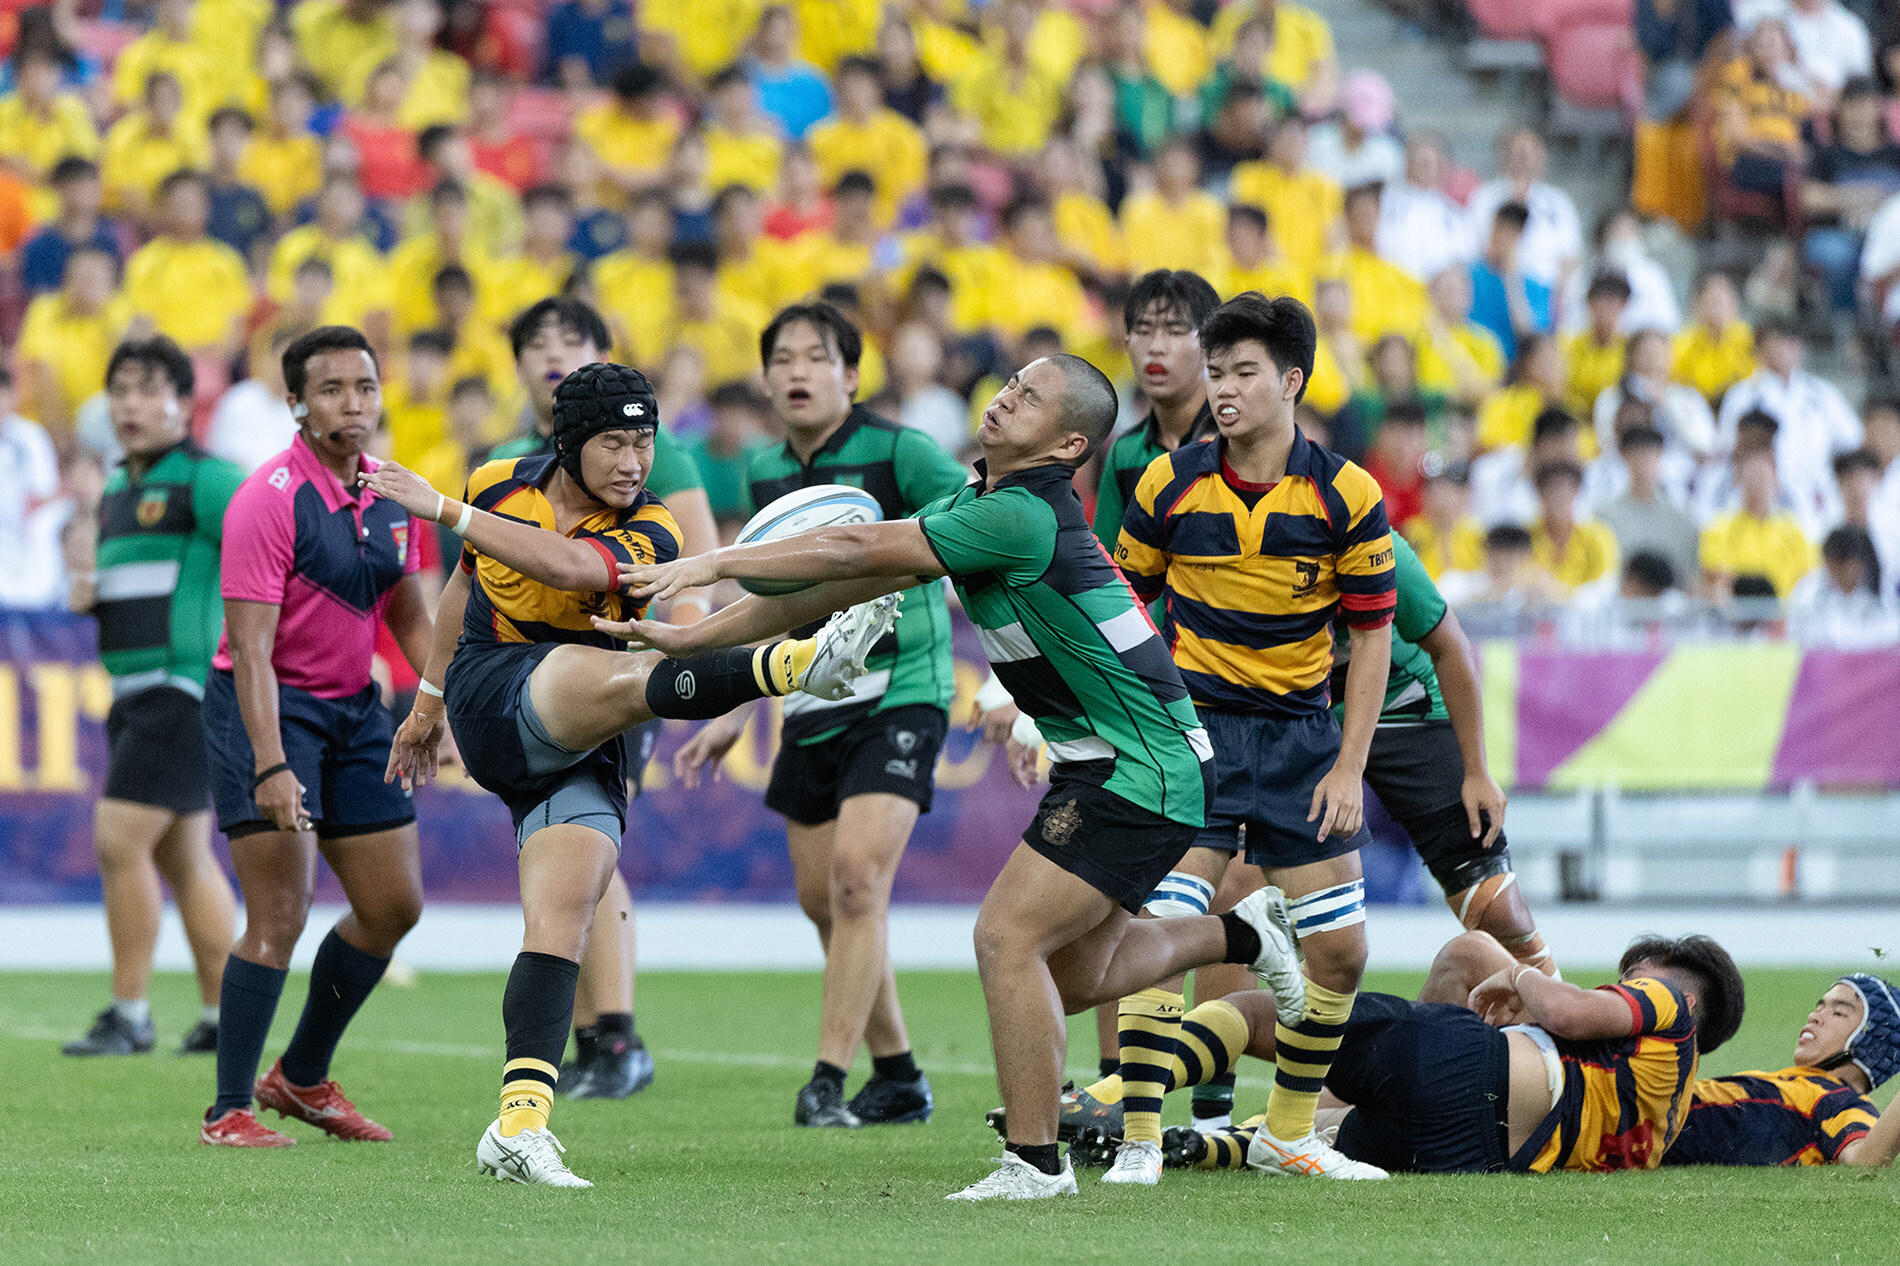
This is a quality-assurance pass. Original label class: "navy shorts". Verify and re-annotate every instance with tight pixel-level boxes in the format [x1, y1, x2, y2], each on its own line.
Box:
[1195, 709, 1370, 869]
[445, 640, 630, 845]
[1329, 992, 1512, 1174]
[104, 685, 210, 815]
[765, 705, 948, 825]
[203, 670, 414, 839]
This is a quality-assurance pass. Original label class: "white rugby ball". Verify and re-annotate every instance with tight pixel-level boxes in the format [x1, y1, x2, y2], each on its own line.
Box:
[734, 484, 883, 595]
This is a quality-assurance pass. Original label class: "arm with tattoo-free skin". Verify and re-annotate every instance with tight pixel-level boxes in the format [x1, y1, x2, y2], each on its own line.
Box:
[1310, 621, 1389, 841]
[1470, 966, 1665, 1041]
[384, 565, 468, 790]
[1415, 607, 1506, 847]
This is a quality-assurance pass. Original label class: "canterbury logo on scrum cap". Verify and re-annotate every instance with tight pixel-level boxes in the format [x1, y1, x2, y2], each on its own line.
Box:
[623, 402, 645, 417]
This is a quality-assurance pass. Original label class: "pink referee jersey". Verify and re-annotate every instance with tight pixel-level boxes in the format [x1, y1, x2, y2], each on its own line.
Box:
[213, 434, 421, 699]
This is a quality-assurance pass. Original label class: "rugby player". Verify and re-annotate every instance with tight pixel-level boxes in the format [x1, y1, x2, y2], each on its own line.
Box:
[63, 338, 239, 1058]
[597, 352, 1296, 1200]
[1663, 973, 1900, 1167]
[1110, 293, 1398, 1181]
[1147, 928, 1744, 1175]
[489, 297, 722, 1099]
[200, 327, 435, 1148]
[360, 362, 895, 1187]
[673, 302, 969, 1128]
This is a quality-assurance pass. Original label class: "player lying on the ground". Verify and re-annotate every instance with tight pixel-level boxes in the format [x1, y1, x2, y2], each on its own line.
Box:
[1662, 973, 1900, 1167]
[359, 363, 897, 1188]
[1074, 928, 1743, 1175]
[595, 353, 1300, 1200]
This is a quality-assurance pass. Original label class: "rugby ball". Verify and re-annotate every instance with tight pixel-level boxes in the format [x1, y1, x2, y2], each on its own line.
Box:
[734, 484, 883, 595]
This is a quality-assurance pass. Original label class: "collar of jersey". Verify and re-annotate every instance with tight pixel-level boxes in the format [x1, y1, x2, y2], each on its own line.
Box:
[1141, 400, 1216, 452]
[970, 458, 1076, 495]
[1180, 426, 1320, 482]
[783, 405, 870, 466]
[292, 431, 374, 513]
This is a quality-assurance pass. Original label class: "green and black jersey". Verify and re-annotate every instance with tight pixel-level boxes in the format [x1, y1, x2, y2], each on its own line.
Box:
[489, 422, 704, 499]
[746, 406, 970, 745]
[918, 461, 1210, 827]
[1331, 532, 1448, 727]
[92, 441, 245, 697]
[1090, 403, 1216, 550]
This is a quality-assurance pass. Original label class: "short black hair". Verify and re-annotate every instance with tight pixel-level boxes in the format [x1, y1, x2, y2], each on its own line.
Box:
[817, 282, 861, 312]
[207, 105, 253, 133]
[431, 177, 469, 207]
[1533, 460, 1584, 492]
[709, 381, 771, 413]
[1200, 293, 1317, 402]
[836, 54, 880, 80]
[1000, 194, 1051, 232]
[1384, 401, 1428, 429]
[523, 183, 575, 214]
[928, 182, 979, 212]
[408, 329, 454, 357]
[449, 375, 492, 401]
[833, 169, 876, 198]
[760, 301, 863, 370]
[106, 335, 194, 398]
[1530, 407, 1580, 446]
[156, 168, 207, 200]
[509, 297, 611, 359]
[1757, 315, 1802, 342]
[711, 182, 758, 221]
[1617, 423, 1666, 452]
[1624, 549, 1677, 593]
[417, 123, 458, 163]
[706, 63, 748, 93]
[1047, 353, 1119, 464]
[1227, 203, 1269, 234]
[433, 262, 473, 295]
[668, 241, 720, 273]
[1733, 573, 1779, 598]
[49, 155, 99, 185]
[611, 61, 665, 100]
[1485, 523, 1532, 551]
[1618, 934, 1746, 1054]
[1343, 181, 1383, 212]
[1586, 271, 1633, 304]
[281, 325, 377, 399]
[293, 255, 334, 283]
[1124, 269, 1221, 335]
[1735, 408, 1780, 440]
[1822, 524, 1882, 592]
[1494, 200, 1531, 232]
[1834, 448, 1882, 479]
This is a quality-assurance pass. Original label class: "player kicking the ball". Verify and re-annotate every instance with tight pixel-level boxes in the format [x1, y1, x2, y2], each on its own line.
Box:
[595, 353, 1295, 1200]
[359, 363, 894, 1187]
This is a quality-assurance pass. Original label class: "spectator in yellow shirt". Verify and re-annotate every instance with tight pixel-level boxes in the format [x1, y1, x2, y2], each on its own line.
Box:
[103, 71, 210, 226]
[668, 241, 766, 385]
[18, 245, 130, 436]
[1229, 116, 1344, 277]
[1416, 265, 1505, 407]
[794, 0, 879, 75]
[291, 0, 398, 103]
[1530, 460, 1617, 591]
[267, 176, 394, 339]
[950, 1, 1064, 159]
[249, 256, 335, 375]
[578, 62, 683, 203]
[1700, 446, 1816, 597]
[124, 170, 253, 355]
[1036, 136, 1124, 281]
[1673, 269, 1755, 404]
[808, 56, 926, 227]
[193, 0, 276, 113]
[703, 65, 785, 196]
[412, 374, 497, 497]
[390, 181, 495, 335]
[981, 0, 1085, 84]
[1306, 275, 1361, 415]
[241, 74, 324, 220]
[891, 182, 1012, 333]
[1476, 332, 1565, 451]
[1319, 181, 1428, 344]
[409, 123, 523, 257]
[595, 191, 678, 366]
[430, 265, 521, 434]
[712, 184, 805, 323]
[383, 328, 455, 465]
[989, 195, 1093, 352]
[1120, 138, 1227, 278]
[0, 48, 101, 184]
[798, 170, 879, 292]
[1218, 203, 1311, 302]
[113, 0, 217, 125]
[1560, 272, 1632, 420]
[482, 185, 583, 327]
[372, 0, 469, 129]
[1143, 0, 1212, 98]
[1401, 466, 1486, 580]
[1211, 0, 1341, 115]
[639, 0, 766, 84]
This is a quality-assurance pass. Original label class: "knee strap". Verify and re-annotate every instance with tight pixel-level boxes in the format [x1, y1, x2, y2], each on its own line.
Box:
[1142, 870, 1216, 920]
[1288, 878, 1366, 937]
[1452, 870, 1517, 932]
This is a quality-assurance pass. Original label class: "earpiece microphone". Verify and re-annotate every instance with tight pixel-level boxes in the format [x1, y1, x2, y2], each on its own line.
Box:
[292, 403, 309, 419]
[163, 399, 180, 420]
[327, 429, 348, 443]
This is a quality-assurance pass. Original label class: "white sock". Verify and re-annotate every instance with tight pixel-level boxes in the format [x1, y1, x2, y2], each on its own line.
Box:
[112, 997, 150, 1025]
[200, 1005, 220, 1025]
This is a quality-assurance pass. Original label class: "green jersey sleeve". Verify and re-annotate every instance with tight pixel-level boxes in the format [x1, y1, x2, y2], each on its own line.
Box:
[1390, 533, 1448, 645]
[191, 456, 247, 541]
[1091, 435, 1134, 550]
[894, 427, 972, 513]
[644, 424, 704, 499]
[917, 488, 1054, 586]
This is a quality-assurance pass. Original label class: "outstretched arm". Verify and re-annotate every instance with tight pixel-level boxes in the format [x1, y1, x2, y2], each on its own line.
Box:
[618, 519, 948, 606]
[593, 576, 910, 657]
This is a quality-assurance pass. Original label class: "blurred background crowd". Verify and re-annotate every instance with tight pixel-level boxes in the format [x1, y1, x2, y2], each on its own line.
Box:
[0, 0, 1895, 650]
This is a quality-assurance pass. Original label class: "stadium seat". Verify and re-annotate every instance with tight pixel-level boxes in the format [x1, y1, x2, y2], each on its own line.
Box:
[75, 17, 137, 65]
[1545, 21, 1639, 114]
[506, 87, 575, 142]
[1695, 108, 1803, 234]
[1463, 0, 1546, 72]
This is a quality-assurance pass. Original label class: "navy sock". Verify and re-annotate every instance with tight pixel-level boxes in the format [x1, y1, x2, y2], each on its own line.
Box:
[1099, 1057, 1120, 1078]
[213, 955, 287, 1116]
[1006, 1140, 1062, 1175]
[871, 1051, 919, 1082]
[279, 931, 389, 1087]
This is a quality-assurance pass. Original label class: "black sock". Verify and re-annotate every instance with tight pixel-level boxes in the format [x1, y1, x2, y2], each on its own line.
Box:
[279, 930, 389, 1087]
[1219, 911, 1262, 966]
[811, 1060, 847, 1090]
[1192, 1070, 1238, 1119]
[1006, 1141, 1062, 1175]
[504, 951, 582, 1083]
[594, 1011, 639, 1052]
[645, 648, 775, 719]
[871, 1051, 920, 1082]
[213, 955, 287, 1116]
[1099, 1057, 1120, 1079]
[571, 1023, 599, 1065]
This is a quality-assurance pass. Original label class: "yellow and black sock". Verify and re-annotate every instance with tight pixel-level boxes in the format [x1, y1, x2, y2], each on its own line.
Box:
[1174, 999, 1249, 1090]
[643, 642, 813, 720]
[498, 950, 580, 1137]
[1080, 1071, 1123, 1103]
[1116, 988, 1184, 1145]
[1203, 1114, 1268, 1169]
[1264, 977, 1354, 1144]
[753, 638, 816, 695]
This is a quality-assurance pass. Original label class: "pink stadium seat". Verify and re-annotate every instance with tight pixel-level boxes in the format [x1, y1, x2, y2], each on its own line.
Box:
[75, 18, 137, 65]
[507, 87, 574, 142]
[1531, 0, 1634, 41]
[1546, 21, 1640, 115]
[1465, 0, 1541, 42]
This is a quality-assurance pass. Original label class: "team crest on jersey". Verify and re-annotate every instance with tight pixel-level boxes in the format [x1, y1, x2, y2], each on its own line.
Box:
[390, 522, 409, 566]
[893, 730, 917, 755]
[1292, 559, 1321, 598]
[135, 489, 169, 527]
[1042, 799, 1082, 848]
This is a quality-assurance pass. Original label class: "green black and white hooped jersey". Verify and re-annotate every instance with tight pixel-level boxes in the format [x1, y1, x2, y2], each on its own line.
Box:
[745, 406, 970, 745]
[917, 461, 1211, 827]
[92, 441, 245, 697]
[1331, 532, 1450, 726]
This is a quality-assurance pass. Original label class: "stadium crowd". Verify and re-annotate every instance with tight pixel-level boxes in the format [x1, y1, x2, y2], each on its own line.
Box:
[0, 0, 1894, 648]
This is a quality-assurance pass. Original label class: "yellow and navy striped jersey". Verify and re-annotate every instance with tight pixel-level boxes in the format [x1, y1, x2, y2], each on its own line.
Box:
[1663, 1067, 1878, 1167]
[1114, 430, 1396, 716]
[1515, 977, 1700, 1173]
[457, 454, 680, 650]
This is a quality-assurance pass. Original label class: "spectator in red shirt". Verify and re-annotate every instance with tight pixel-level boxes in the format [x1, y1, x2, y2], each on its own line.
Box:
[468, 71, 542, 193]
[763, 144, 832, 240]
[343, 61, 429, 201]
[1363, 401, 1431, 527]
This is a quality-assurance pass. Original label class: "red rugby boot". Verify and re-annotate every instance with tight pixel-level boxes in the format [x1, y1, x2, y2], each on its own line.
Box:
[200, 1107, 296, 1148]
[255, 1058, 393, 1141]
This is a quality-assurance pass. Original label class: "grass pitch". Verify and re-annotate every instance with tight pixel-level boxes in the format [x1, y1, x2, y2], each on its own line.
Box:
[4, 965, 1897, 1264]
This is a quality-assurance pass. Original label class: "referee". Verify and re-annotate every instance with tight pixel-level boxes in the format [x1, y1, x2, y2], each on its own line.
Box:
[62, 338, 238, 1058]
[198, 327, 439, 1148]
